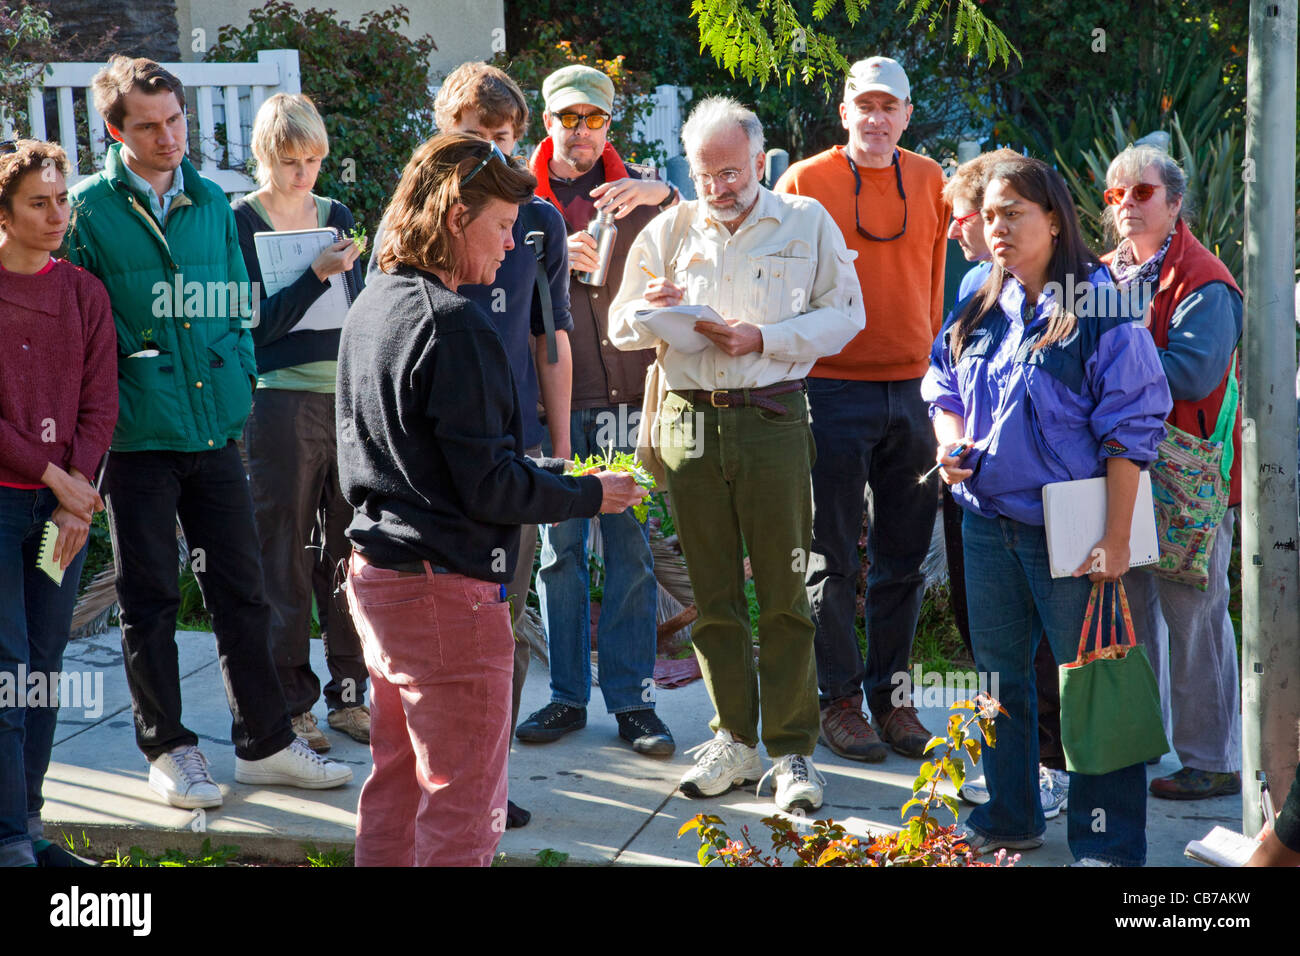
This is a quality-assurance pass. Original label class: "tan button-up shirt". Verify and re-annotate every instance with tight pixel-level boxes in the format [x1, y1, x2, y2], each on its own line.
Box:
[609, 187, 866, 391]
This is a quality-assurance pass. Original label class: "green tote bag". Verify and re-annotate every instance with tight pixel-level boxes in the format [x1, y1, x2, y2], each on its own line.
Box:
[1058, 580, 1169, 775]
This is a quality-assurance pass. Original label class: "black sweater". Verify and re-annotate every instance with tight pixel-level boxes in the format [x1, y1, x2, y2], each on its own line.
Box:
[336, 265, 604, 581]
[231, 197, 365, 375]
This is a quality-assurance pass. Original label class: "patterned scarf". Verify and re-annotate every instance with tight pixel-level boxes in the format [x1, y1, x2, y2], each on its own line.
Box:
[1111, 229, 1174, 290]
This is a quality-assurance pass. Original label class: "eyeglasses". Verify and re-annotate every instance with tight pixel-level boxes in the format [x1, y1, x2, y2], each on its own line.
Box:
[556, 112, 610, 130]
[690, 168, 744, 188]
[952, 209, 979, 229]
[1103, 182, 1161, 206]
[846, 148, 907, 242]
[0, 140, 17, 155]
[461, 142, 510, 186]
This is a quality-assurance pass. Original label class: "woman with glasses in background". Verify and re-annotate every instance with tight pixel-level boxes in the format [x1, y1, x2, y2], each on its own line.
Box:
[336, 133, 645, 866]
[1102, 145, 1245, 804]
[0, 140, 117, 866]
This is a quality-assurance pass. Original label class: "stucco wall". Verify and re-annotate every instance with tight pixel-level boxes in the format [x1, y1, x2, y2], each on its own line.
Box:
[174, 0, 505, 78]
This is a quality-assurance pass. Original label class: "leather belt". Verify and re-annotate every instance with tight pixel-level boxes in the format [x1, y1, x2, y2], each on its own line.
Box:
[356, 552, 451, 576]
[676, 379, 806, 415]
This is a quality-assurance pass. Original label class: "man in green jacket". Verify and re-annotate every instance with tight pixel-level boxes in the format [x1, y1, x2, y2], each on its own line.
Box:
[67, 56, 351, 809]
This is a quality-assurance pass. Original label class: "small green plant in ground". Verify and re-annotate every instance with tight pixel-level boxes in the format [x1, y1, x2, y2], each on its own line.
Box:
[679, 697, 1015, 867]
[536, 848, 568, 867]
[102, 838, 240, 867]
[304, 843, 354, 867]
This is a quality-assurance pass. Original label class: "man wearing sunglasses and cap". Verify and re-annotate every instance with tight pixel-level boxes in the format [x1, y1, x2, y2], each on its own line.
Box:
[775, 56, 949, 763]
[517, 64, 678, 757]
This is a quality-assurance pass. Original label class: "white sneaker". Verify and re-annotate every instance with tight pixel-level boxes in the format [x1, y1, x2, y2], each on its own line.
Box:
[1040, 766, 1068, 819]
[235, 737, 353, 789]
[149, 745, 223, 809]
[679, 730, 762, 798]
[758, 754, 826, 813]
[1070, 856, 1116, 867]
[958, 774, 990, 805]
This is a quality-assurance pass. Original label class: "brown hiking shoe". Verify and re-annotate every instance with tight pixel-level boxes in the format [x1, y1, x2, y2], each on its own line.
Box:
[291, 712, 331, 753]
[877, 705, 932, 759]
[819, 696, 887, 762]
[327, 705, 371, 744]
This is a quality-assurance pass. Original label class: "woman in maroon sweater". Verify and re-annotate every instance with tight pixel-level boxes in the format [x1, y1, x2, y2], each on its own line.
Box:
[0, 140, 117, 867]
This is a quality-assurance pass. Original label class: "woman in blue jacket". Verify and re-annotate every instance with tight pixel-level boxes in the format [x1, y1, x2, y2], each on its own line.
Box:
[922, 155, 1172, 866]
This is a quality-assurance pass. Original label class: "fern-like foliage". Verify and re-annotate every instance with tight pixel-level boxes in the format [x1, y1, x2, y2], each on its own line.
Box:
[691, 0, 1018, 92]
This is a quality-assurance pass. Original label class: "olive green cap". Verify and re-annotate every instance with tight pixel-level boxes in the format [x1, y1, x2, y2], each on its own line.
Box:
[542, 64, 615, 115]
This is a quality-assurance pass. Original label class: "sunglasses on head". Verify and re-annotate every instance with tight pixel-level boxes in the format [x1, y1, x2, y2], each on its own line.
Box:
[461, 142, 510, 186]
[0, 140, 17, 155]
[556, 112, 609, 130]
[1103, 182, 1160, 206]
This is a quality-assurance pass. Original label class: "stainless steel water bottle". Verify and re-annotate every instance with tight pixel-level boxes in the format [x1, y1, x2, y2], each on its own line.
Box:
[576, 209, 618, 286]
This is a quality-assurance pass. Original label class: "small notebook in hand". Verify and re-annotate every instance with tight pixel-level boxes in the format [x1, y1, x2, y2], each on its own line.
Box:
[1184, 826, 1260, 867]
[1041, 470, 1159, 578]
[37, 520, 64, 586]
[253, 227, 355, 332]
[635, 304, 724, 354]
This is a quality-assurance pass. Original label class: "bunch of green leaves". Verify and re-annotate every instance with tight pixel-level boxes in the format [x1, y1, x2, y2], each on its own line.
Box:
[304, 842, 353, 866]
[569, 446, 654, 521]
[679, 697, 1014, 866]
[347, 222, 368, 255]
[1, 1, 116, 135]
[205, 2, 437, 233]
[688, 0, 1017, 95]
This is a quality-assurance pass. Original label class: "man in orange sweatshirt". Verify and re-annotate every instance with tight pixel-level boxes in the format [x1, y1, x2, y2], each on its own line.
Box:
[775, 56, 949, 761]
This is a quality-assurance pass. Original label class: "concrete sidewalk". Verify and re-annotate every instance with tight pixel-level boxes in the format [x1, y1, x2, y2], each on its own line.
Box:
[41, 627, 1242, 866]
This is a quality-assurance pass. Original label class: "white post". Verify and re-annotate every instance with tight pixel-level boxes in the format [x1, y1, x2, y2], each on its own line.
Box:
[56, 86, 77, 177]
[257, 49, 301, 95]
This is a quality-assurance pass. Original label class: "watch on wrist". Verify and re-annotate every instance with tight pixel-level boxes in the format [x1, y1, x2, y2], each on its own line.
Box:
[657, 182, 680, 210]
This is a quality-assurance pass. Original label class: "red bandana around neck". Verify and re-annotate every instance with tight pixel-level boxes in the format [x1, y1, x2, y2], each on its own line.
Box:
[529, 138, 627, 210]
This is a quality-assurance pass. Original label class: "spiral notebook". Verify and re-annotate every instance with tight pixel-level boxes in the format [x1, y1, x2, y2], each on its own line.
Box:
[37, 520, 64, 586]
[253, 227, 355, 332]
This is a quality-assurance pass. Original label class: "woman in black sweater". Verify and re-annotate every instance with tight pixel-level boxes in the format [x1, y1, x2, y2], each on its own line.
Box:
[231, 94, 370, 754]
[336, 133, 643, 867]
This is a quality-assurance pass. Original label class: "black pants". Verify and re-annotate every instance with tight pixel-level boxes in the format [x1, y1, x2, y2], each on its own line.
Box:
[103, 442, 294, 761]
[944, 487, 1063, 771]
[245, 389, 367, 715]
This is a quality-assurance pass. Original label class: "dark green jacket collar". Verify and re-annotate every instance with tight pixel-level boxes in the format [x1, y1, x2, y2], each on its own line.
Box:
[103, 142, 210, 208]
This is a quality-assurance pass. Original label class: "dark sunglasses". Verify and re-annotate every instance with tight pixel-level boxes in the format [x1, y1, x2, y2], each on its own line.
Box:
[1103, 182, 1160, 206]
[846, 148, 907, 242]
[461, 142, 510, 186]
[556, 112, 609, 130]
[0, 140, 18, 155]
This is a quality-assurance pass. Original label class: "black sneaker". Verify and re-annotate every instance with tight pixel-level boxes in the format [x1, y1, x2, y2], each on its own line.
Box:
[616, 709, 675, 756]
[515, 702, 586, 743]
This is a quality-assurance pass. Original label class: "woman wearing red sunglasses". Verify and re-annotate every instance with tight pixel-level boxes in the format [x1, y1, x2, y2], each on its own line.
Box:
[1102, 145, 1244, 804]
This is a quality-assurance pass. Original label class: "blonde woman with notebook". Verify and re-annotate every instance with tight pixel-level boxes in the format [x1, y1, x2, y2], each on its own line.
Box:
[0, 140, 117, 866]
[231, 94, 369, 754]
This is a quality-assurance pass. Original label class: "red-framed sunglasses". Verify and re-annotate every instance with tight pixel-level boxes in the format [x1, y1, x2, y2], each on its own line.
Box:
[1103, 182, 1160, 206]
[952, 209, 979, 228]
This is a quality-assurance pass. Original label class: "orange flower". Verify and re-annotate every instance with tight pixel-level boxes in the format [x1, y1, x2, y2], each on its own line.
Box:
[1161, 93, 1172, 112]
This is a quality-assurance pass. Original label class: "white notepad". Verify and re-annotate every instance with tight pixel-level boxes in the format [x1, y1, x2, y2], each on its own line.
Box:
[1184, 826, 1259, 867]
[253, 227, 355, 332]
[1041, 471, 1159, 578]
[635, 304, 725, 354]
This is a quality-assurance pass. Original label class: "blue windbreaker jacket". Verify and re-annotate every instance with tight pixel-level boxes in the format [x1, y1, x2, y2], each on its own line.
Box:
[922, 267, 1172, 525]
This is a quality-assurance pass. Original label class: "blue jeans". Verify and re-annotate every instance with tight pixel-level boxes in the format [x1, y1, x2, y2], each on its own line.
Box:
[0, 487, 88, 867]
[962, 510, 1147, 866]
[537, 406, 657, 714]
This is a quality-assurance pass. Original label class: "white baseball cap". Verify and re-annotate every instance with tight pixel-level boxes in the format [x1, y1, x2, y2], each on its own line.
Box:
[844, 56, 910, 103]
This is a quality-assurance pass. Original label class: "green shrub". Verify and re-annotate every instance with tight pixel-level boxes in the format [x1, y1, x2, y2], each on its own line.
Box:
[205, 1, 437, 233]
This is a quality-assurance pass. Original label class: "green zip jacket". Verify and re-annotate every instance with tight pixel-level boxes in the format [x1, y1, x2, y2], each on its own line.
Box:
[66, 143, 257, 453]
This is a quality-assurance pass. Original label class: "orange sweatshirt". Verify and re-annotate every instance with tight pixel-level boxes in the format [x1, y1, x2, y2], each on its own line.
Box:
[775, 145, 949, 381]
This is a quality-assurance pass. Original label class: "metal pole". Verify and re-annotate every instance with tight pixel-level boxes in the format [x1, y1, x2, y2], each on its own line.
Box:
[1241, 0, 1300, 838]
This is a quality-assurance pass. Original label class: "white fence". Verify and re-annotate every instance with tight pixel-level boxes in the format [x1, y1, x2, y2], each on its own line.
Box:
[2, 49, 301, 195]
[635, 84, 690, 162]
